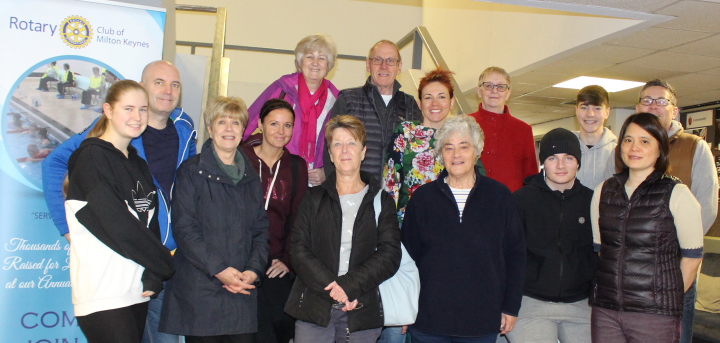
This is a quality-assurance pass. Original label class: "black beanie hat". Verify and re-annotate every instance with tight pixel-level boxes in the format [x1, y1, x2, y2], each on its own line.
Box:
[539, 128, 581, 167]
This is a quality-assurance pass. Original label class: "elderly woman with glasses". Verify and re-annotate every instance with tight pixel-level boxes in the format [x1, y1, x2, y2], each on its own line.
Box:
[285, 115, 401, 343]
[243, 34, 340, 187]
[401, 115, 526, 343]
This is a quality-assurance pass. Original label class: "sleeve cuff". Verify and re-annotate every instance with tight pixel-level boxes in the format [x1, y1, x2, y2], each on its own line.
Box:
[681, 247, 703, 258]
[593, 243, 601, 252]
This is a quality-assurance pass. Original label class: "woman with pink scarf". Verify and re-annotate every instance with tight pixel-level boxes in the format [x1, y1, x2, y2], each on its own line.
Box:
[244, 34, 340, 186]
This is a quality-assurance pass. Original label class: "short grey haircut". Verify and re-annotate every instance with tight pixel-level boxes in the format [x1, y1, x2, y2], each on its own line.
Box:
[434, 115, 485, 166]
[294, 34, 338, 72]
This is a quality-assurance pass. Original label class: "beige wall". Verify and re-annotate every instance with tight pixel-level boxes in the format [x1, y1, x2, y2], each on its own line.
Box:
[174, 0, 645, 121]
[175, 0, 423, 108]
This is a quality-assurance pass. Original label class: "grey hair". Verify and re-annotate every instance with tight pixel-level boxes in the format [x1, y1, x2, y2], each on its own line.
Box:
[294, 34, 338, 72]
[434, 115, 485, 166]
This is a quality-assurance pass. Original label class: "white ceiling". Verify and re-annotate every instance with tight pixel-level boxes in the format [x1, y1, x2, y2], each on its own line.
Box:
[463, 0, 720, 125]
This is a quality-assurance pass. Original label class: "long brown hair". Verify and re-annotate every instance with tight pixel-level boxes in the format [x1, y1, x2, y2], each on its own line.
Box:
[87, 79, 148, 138]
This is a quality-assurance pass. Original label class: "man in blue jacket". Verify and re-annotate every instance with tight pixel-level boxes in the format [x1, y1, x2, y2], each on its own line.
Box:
[42, 60, 197, 343]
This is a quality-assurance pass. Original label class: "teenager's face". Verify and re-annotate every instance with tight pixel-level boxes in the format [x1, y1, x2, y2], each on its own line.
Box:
[576, 102, 610, 135]
[544, 153, 579, 190]
[104, 89, 148, 140]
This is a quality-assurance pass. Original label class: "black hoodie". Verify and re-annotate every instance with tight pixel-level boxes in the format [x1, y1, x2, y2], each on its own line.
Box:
[513, 172, 598, 303]
[66, 137, 174, 315]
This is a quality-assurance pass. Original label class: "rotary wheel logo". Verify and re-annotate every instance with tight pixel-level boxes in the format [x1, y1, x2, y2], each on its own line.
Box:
[60, 15, 93, 49]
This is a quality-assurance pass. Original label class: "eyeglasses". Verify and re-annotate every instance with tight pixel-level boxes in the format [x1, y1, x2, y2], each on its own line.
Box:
[639, 97, 674, 107]
[369, 56, 400, 66]
[479, 82, 510, 92]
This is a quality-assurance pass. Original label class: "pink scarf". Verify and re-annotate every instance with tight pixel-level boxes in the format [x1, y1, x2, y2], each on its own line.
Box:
[297, 73, 329, 165]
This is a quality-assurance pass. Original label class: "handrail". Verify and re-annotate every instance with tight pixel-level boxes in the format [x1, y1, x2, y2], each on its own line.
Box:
[397, 26, 472, 115]
[175, 41, 366, 61]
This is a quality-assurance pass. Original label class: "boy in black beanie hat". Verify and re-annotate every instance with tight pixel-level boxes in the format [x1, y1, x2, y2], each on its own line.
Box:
[506, 127, 597, 343]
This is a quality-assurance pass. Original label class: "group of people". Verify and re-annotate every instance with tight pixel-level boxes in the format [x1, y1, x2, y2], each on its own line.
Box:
[40, 33, 717, 343]
[37, 61, 119, 110]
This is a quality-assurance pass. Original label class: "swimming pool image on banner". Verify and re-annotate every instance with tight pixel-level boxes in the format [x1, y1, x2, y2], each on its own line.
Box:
[0, 1, 165, 341]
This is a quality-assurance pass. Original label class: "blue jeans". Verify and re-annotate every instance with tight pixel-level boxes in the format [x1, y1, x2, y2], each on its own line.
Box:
[378, 327, 406, 343]
[680, 282, 697, 343]
[408, 326, 497, 343]
[142, 288, 181, 343]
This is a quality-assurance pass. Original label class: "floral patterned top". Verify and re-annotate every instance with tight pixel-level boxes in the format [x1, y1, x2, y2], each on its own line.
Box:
[383, 121, 486, 223]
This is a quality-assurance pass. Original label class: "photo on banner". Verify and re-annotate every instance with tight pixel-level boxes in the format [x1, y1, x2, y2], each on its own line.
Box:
[0, 0, 166, 341]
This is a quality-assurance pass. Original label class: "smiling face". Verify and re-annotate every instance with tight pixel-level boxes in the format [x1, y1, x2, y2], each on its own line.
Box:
[366, 42, 402, 95]
[300, 50, 330, 83]
[260, 108, 294, 149]
[576, 102, 610, 135]
[621, 123, 660, 175]
[441, 131, 478, 179]
[420, 82, 455, 129]
[208, 115, 244, 156]
[103, 89, 148, 140]
[329, 128, 367, 176]
[543, 153, 579, 191]
[477, 72, 512, 114]
[636, 86, 678, 132]
[141, 62, 181, 117]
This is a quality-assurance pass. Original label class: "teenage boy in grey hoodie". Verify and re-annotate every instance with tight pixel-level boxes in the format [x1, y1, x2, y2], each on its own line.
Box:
[573, 85, 617, 190]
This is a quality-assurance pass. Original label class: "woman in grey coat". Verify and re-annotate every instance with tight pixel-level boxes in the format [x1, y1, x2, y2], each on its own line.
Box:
[159, 97, 269, 343]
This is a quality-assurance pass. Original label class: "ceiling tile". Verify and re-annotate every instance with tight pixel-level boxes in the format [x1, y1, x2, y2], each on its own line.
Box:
[699, 67, 720, 76]
[679, 89, 720, 104]
[543, 0, 679, 12]
[511, 72, 574, 87]
[623, 51, 720, 73]
[590, 64, 686, 81]
[532, 58, 616, 75]
[669, 34, 720, 57]
[523, 113, 576, 126]
[510, 83, 550, 97]
[568, 45, 656, 64]
[515, 86, 580, 101]
[665, 73, 720, 96]
[655, 1, 720, 32]
[604, 27, 712, 50]
[611, 88, 644, 107]
[510, 95, 571, 107]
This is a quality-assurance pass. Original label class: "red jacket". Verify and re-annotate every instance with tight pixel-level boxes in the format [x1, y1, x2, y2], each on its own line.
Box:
[469, 105, 538, 192]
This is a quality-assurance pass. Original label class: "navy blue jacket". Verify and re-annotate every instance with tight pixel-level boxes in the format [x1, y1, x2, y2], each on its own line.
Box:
[402, 168, 526, 337]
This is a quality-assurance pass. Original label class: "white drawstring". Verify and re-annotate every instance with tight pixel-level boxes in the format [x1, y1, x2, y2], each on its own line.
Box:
[264, 160, 281, 210]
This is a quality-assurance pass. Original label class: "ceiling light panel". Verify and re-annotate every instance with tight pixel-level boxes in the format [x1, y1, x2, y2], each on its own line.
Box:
[553, 76, 645, 92]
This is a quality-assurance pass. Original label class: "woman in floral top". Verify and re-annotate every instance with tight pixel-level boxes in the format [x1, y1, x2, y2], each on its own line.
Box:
[383, 68, 484, 222]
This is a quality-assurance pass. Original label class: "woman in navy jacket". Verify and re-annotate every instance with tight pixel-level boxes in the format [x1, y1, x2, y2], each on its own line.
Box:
[159, 97, 269, 343]
[402, 115, 526, 343]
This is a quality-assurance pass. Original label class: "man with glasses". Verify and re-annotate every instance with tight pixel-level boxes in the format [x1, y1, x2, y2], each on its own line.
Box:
[469, 67, 538, 192]
[636, 79, 718, 343]
[325, 40, 422, 182]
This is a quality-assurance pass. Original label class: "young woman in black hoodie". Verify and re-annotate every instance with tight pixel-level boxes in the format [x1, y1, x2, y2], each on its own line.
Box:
[65, 80, 174, 343]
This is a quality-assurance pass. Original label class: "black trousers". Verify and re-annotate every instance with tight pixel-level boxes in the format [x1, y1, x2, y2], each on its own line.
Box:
[82, 88, 99, 105]
[58, 81, 73, 95]
[256, 273, 296, 343]
[186, 333, 256, 343]
[77, 302, 148, 343]
[38, 76, 56, 91]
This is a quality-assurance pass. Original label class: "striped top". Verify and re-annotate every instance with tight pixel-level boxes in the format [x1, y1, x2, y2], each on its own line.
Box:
[448, 182, 471, 222]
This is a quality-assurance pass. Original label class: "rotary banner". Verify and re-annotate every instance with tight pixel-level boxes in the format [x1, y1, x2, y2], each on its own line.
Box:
[0, 0, 165, 341]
